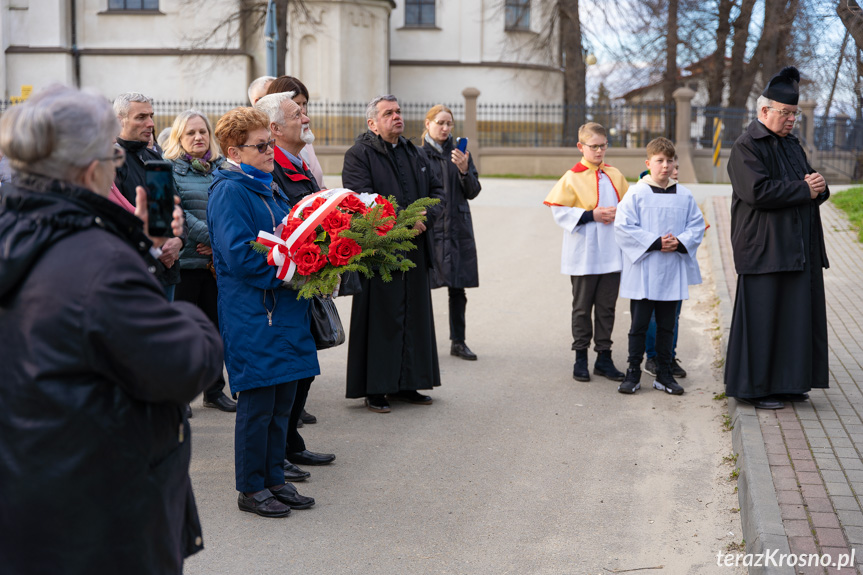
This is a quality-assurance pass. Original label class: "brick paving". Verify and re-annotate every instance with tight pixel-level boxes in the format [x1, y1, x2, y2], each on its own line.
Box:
[713, 196, 863, 573]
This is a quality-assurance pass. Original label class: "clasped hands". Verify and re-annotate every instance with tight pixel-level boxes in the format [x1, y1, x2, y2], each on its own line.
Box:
[594, 206, 616, 224]
[660, 233, 679, 252]
[805, 172, 826, 199]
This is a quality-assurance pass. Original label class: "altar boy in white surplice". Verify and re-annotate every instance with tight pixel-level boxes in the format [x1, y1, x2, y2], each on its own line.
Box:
[613, 137, 705, 396]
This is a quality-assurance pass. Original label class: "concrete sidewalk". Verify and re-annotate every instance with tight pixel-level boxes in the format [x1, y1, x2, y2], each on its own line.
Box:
[707, 191, 863, 575]
[182, 178, 743, 575]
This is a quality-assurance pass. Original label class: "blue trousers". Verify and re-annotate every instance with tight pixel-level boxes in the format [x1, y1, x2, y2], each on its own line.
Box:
[235, 381, 297, 493]
[645, 301, 682, 359]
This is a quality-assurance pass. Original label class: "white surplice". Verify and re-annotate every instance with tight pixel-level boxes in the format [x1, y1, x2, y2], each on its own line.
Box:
[552, 172, 623, 276]
[614, 180, 704, 301]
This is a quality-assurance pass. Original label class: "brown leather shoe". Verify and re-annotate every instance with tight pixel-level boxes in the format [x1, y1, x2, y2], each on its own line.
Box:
[238, 489, 291, 518]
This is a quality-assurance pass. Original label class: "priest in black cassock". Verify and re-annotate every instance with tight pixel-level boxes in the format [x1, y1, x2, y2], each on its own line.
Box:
[342, 95, 445, 413]
[724, 66, 830, 410]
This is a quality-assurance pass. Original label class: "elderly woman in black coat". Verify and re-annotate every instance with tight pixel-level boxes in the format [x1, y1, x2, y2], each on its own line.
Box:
[422, 104, 482, 360]
[0, 85, 224, 575]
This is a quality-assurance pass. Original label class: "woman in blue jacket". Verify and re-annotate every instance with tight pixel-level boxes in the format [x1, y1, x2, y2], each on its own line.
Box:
[208, 107, 319, 518]
[164, 110, 235, 413]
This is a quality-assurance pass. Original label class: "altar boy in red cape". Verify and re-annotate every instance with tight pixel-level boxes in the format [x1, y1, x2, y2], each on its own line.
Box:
[544, 122, 629, 383]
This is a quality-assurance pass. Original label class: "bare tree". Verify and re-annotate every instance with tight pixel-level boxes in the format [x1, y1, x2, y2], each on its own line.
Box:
[559, 0, 587, 144]
[181, 0, 313, 77]
[662, 0, 679, 109]
[495, 0, 587, 144]
[838, 0, 863, 52]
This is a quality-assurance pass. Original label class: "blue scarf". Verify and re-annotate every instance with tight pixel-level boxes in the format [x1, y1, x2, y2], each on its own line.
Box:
[240, 163, 274, 187]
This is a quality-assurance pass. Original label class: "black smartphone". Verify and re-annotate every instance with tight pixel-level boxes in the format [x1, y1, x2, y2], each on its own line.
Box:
[456, 137, 468, 153]
[143, 160, 175, 237]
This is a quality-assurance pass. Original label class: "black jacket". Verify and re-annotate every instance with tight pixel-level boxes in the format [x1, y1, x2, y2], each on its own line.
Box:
[272, 145, 320, 206]
[0, 175, 224, 575]
[728, 120, 830, 275]
[422, 136, 481, 289]
[342, 132, 445, 267]
[115, 137, 186, 286]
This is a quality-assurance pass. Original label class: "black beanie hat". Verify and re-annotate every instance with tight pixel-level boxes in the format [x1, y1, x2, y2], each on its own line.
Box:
[762, 66, 800, 105]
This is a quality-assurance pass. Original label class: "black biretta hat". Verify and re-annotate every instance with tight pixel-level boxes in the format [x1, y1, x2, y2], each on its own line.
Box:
[762, 66, 800, 105]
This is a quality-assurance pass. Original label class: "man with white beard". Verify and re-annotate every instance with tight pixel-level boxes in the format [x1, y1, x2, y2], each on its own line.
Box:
[255, 92, 320, 204]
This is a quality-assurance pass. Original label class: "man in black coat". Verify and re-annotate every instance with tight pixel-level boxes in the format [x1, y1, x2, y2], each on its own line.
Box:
[342, 95, 445, 413]
[724, 66, 830, 410]
[113, 92, 185, 300]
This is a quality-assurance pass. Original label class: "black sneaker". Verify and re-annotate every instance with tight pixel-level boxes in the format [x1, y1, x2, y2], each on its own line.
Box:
[643, 357, 658, 376]
[671, 358, 687, 378]
[653, 370, 684, 395]
[618, 367, 642, 394]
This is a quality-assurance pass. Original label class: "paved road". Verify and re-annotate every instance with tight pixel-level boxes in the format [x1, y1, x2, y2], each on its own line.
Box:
[183, 177, 743, 575]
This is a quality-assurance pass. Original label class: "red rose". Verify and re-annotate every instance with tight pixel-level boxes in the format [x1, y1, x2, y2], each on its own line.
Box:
[339, 194, 369, 214]
[321, 209, 352, 237]
[281, 217, 302, 240]
[328, 236, 362, 266]
[293, 242, 327, 275]
[373, 196, 396, 236]
[300, 197, 327, 220]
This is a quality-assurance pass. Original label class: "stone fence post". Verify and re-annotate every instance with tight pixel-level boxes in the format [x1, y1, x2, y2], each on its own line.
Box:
[799, 100, 817, 164]
[672, 87, 697, 183]
[462, 87, 480, 169]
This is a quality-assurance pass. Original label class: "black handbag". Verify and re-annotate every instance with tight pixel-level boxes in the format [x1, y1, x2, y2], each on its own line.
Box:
[310, 294, 346, 350]
[337, 271, 363, 296]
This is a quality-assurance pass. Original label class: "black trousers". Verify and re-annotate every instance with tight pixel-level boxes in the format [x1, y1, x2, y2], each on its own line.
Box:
[286, 376, 313, 454]
[448, 287, 467, 342]
[175, 268, 226, 401]
[627, 299, 680, 372]
[570, 273, 620, 351]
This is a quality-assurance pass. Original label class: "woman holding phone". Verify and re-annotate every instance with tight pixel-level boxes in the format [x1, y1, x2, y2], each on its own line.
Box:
[421, 104, 482, 361]
[163, 110, 236, 413]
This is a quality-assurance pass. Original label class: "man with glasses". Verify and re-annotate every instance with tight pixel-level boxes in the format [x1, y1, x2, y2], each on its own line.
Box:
[113, 92, 186, 302]
[724, 66, 830, 410]
[545, 122, 630, 384]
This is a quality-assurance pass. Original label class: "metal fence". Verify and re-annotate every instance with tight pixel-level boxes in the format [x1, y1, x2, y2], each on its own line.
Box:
[690, 106, 757, 150]
[0, 98, 860, 164]
[814, 115, 863, 180]
[475, 103, 676, 148]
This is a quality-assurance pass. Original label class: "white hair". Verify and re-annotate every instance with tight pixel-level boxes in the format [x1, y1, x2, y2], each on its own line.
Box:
[756, 95, 772, 115]
[366, 95, 398, 121]
[255, 91, 296, 126]
[0, 84, 119, 181]
[248, 75, 276, 104]
[156, 127, 171, 150]
[113, 92, 152, 119]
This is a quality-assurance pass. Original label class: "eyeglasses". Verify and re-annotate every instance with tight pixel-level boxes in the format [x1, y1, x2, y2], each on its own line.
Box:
[236, 139, 276, 153]
[767, 107, 801, 120]
[98, 146, 126, 168]
[433, 119, 454, 128]
[580, 143, 608, 152]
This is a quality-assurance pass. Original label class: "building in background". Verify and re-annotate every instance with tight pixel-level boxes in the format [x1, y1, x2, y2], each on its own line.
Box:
[0, 0, 562, 105]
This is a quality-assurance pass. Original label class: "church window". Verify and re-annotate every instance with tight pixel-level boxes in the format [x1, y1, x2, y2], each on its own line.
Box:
[405, 0, 435, 28]
[505, 0, 531, 31]
[108, 0, 159, 10]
